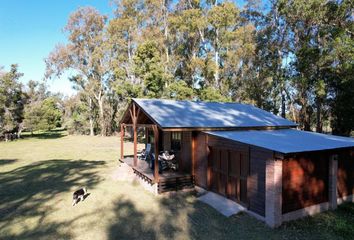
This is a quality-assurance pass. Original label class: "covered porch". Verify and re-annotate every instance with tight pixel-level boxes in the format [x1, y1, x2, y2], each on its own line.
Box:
[122, 156, 194, 193]
[119, 102, 194, 193]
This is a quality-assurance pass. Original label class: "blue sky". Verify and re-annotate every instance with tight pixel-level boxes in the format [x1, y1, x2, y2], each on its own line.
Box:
[0, 0, 112, 96]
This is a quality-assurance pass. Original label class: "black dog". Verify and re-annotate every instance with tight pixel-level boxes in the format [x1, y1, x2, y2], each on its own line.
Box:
[72, 187, 88, 206]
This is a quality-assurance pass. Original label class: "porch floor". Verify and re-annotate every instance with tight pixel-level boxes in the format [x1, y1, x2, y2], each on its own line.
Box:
[122, 157, 192, 181]
[121, 156, 195, 193]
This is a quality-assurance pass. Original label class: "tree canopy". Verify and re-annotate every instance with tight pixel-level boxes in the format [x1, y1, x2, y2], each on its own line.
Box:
[1, 0, 353, 137]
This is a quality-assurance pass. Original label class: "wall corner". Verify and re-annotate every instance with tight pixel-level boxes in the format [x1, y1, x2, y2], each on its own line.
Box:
[265, 158, 283, 228]
[329, 154, 338, 210]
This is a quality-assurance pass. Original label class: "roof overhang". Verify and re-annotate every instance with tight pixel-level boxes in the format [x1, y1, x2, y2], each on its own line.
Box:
[205, 129, 354, 154]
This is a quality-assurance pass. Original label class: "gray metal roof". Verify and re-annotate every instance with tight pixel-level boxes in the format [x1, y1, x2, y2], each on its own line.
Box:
[133, 98, 296, 128]
[205, 129, 354, 154]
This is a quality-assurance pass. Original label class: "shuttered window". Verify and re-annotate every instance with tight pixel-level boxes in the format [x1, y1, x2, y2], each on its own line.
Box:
[171, 132, 182, 151]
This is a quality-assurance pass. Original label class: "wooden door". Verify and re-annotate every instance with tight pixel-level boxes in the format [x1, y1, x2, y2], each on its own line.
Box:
[239, 151, 249, 205]
[228, 151, 240, 201]
[210, 148, 228, 195]
[210, 147, 249, 206]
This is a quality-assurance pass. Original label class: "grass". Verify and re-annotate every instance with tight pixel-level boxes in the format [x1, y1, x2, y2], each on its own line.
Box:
[0, 130, 353, 240]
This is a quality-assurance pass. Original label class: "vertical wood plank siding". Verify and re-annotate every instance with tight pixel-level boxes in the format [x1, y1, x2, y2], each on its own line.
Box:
[195, 133, 269, 216]
[180, 131, 192, 173]
[337, 149, 354, 198]
[248, 146, 270, 216]
[282, 152, 329, 214]
[195, 132, 208, 188]
[163, 132, 171, 151]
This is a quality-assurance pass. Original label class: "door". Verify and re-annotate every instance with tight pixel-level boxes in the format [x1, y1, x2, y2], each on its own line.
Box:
[209, 147, 249, 206]
[210, 148, 228, 195]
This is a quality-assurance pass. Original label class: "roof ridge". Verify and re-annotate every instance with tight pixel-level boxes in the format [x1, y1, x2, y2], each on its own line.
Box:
[133, 98, 250, 105]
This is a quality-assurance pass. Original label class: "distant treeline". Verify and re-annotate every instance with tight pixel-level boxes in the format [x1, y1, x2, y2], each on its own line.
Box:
[1, 0, 353, 137]
[0, 66, 62, 137]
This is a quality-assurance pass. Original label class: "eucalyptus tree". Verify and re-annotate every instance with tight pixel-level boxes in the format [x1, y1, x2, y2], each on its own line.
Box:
[168, 1, 207, 88]
[45, 7, 109, 136]
[207, 1, 240, 88]
[324, 0, 354, 135]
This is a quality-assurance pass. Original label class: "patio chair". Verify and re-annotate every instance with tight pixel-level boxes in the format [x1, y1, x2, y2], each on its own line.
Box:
[160, 151, 178, 171]
[139, 144, 151, 161]
[150, 153, 168, 174]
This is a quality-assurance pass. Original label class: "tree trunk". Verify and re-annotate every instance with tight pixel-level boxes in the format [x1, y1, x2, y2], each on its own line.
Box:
[284, 89, 296, 122]
[214, 29, 219, 88]
[17, 123, 24, 139]
[299, 91, 311, 131]
[281, 90, 286, 118]
[97, 95, 106, 136]
[316, 99, 322, 133]
[89, 97, 94, 136]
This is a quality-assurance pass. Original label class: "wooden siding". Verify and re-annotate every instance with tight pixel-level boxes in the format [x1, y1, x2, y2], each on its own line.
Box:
[282, 152, 329, 214]
[209, 147, 250, 206]
[195, 132, 208, 188]
[180, 131, 192, 173]
[248, 146, 269, 217]
[337, 149, 354, 198]
[163, 132, 171, 151]
[194, 133, 269, 215]
[207, 135, 249, 152]
[158, 175, 195, 193]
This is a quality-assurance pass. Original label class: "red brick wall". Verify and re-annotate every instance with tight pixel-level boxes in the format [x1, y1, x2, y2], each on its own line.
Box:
[282, 152, 329, 214]
[337, 149, 354, 198]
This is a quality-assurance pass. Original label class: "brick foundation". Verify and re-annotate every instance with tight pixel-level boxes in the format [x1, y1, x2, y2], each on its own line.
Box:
[337, 194, 354, 204]
[265, 159, 282, 228]
[282, 202, 329, 222]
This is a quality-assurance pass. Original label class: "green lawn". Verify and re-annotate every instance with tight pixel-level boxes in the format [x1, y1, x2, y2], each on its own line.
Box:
[0, 131, 353, 240]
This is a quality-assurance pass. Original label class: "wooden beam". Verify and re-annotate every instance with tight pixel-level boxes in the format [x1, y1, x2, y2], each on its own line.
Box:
[132, 104, 138, 167]
[123, 124, 155, 128]
[152, 125, 159, 182]
[120, 124, 124, 160]
[129, 109, 134, 122]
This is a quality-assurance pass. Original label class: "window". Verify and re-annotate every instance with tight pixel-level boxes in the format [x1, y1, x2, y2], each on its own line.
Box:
[171, 132, 182, 151]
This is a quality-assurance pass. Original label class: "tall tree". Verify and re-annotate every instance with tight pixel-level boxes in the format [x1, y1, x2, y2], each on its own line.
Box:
[207, 1, 240, 88]
[325, 0, 354, 136]
[0, 64, 25, 136]
[133, 41, 169, 97]
[45, 7, 109, 136]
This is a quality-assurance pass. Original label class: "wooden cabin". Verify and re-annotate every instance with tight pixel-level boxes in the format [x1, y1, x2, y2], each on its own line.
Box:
[119, 98, 354, 227]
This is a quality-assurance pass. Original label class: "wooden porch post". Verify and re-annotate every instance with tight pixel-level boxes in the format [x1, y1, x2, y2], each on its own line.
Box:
[120, 124, 124, 160]
[133, 124, 137, 167]
[152, 125, 159, 182]
[130, 104, 140, 167]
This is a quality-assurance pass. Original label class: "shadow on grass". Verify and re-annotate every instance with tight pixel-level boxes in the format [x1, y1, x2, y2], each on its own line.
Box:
[0, 159, 17, 166]
[0, 159, 105, 239]
[22, 130, 67, 140]
[107, 192, 221, 240]
[281, 202, 354, 239]
[107, 190, 354, 240]
[108, 198, 157, 240]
